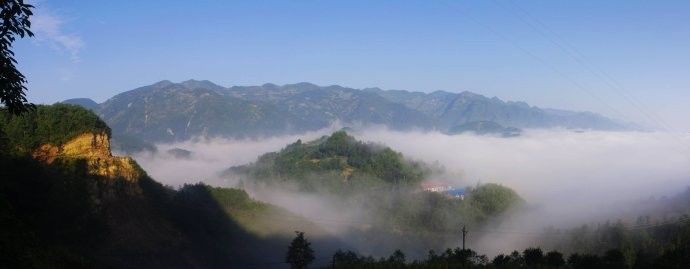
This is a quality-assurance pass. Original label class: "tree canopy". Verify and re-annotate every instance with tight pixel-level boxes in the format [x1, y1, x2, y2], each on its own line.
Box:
[230, 130, 433, 190]
[0, 104, 111, 152]
[0, 0, 34, 114]
[286, 231, 315, 269]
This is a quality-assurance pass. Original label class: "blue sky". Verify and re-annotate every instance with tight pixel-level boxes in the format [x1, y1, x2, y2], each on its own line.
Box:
[15, 0, 690, 131]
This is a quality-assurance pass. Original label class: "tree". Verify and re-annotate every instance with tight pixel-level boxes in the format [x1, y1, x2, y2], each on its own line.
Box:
[0, 0, 34, 114]
[387, 249, 406, 265]
[286, 231, 315, 269]
[333, 249, 361, 267]
[545, 250, 565, 268]
[568, 253, 602, 269]
[602, 249, 626, 269]
[523, 247, 544, 267]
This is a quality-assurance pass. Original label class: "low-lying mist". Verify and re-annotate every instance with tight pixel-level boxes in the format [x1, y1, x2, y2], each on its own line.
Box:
[131, 128, 690, 256]
[357, 129, 690, 221]
[130, 128, 334, 187]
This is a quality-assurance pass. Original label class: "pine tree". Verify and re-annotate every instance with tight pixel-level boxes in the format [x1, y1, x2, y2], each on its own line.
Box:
[286, 231, 315, 269]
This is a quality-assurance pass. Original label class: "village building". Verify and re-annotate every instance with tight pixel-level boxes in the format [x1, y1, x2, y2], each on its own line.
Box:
[420, 180, 465, 200]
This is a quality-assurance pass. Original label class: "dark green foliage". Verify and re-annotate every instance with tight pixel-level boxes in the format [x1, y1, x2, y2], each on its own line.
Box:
[602, 249, 626, 269]
[232, 131, 524, 253]
[0, 153, 105, 267]
[467, 183, 524, 216]
[333, 247, 489, 268]
[0, 103, 327, 268]
[232, 131, 431, 189]
[493, 251, 525, 268]
[522, 247, 544, 267]
[530, 190, 690, 269]
[545, 251, 565, 268]
[0, 104, 110, 152]
[0, 0, 34, 114]
[388, 249, 406, 265]
[0, 150, 305, 268]
[286, 231, 315, 269]
[204, 184, 268, 212]
[330, 244, 686, 268]
[567, 253, 601, 269]
[333, 249, 373, 267]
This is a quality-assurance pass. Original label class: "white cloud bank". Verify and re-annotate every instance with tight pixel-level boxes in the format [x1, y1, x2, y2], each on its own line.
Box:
[132, 129, 690, 254]
[132, 129, 331, 187]
[135, 128, 690, 221]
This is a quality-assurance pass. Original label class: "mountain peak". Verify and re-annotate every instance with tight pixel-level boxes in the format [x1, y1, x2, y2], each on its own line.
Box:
[284, 82, 320, 90]
[362, 87, 383, 92]
[179, 79, 225, 90]
[261, 82, 279, 88]
[458, 90, 484, 98]
[60, 98, 99, 111]
[152, 80, 174, 88]
[90, 81, 632, 143]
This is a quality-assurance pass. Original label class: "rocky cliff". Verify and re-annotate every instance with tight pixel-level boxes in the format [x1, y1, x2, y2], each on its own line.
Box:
[32, 132, 142, 181]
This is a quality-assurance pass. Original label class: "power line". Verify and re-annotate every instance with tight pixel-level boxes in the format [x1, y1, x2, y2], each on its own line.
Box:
[488, 0, 690, 152]
[176, 200, 689, 266]
[438, 0, 636, 125]
[462, 224, 468, 250]
[499, 0, 675, 133]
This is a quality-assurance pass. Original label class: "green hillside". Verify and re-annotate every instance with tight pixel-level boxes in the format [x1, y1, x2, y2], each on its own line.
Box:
[0, 104, 110, 152]
[0, 105, 330, 268]
[230, 130, 432, 192]
[0, 105, 525, 267]
[229, 131, 524, 254]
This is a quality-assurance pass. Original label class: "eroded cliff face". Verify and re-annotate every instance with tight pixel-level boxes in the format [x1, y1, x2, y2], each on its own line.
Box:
[32, 132, 142, 181]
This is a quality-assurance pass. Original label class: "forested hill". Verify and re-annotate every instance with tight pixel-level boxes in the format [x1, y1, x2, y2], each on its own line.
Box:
[228, 130, 524, 254]
[228, 130, 434, 191]
[0, 105, 336, 268]
[0, 104, 111, 152]
[62, 80, 634, 144]
[0, 104, 526, 267]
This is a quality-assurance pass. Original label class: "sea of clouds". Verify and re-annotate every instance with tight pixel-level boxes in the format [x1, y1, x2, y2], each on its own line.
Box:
[131, 128, 690, 255]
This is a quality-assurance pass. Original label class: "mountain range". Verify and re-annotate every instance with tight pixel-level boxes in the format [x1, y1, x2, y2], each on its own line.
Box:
[62, 79, 634, 144]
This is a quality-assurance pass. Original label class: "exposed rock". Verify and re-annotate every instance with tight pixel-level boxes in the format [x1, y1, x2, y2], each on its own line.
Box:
[32, 132, 142, 181]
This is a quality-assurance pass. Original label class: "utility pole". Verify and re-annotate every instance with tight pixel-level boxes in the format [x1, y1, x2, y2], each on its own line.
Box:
[461, 225, 468, 250]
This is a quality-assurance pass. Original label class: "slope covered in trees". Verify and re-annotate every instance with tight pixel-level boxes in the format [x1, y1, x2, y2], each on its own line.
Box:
[229, 131, 524, 255]
[1, 104, 684, 268]
[0, 104, 110, 153]
[230, 130, 433, 192]
[0, 104, 332, 268]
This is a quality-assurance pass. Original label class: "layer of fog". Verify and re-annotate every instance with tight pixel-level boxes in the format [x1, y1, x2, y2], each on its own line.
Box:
[355, 129, 690, 255]
[357, 129, 690, 223]
[131, 128, 335, 187]
[132, 128, 690, 256]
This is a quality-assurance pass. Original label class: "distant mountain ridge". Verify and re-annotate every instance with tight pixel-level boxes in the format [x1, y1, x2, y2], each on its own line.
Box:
[62, 79, 634, 143]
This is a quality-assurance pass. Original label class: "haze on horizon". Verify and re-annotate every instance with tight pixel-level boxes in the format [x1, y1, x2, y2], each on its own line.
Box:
[15, 0, 690, 132]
